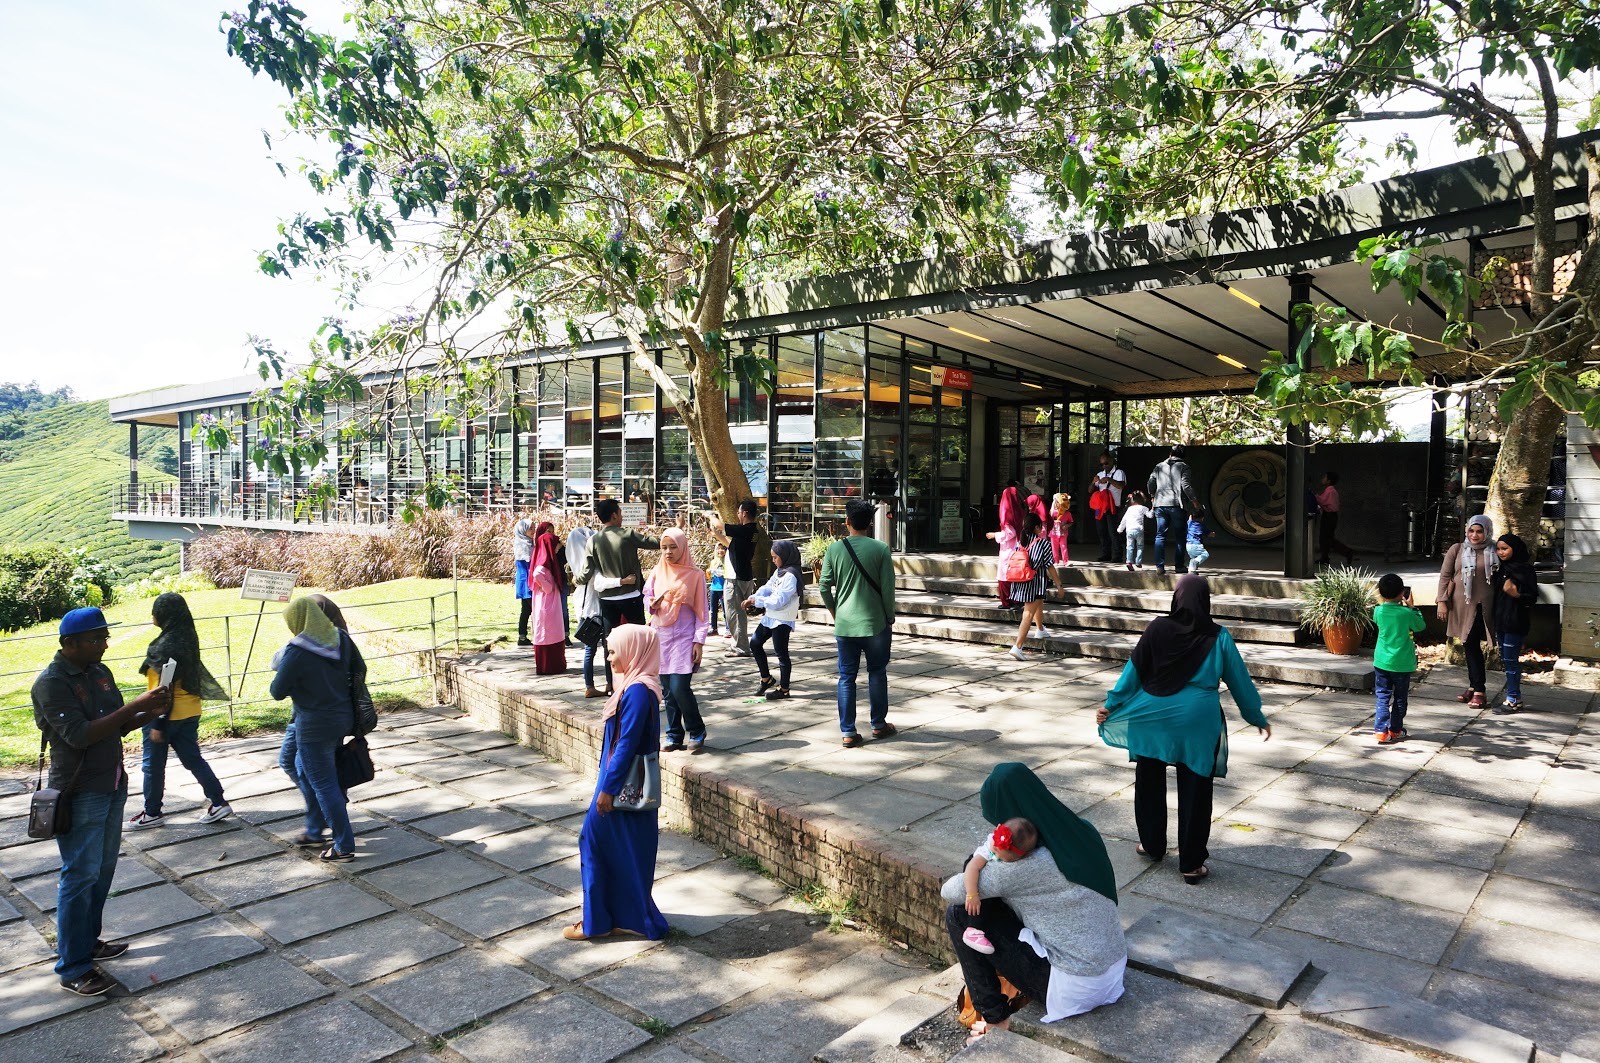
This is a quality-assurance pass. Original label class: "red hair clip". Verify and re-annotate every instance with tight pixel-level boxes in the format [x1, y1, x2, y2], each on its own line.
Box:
[991, 825, 1017, 854]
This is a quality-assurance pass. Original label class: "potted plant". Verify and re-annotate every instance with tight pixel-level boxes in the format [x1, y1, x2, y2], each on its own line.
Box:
[1299, 566, 1377, 655]
[800, 533, 835, 583]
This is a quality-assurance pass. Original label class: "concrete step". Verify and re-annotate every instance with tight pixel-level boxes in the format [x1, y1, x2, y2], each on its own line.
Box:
[1302, 974, 1535, 1063]
[894, 553, 1315, 599]
[1124, 907, 1311, 1008]
[958, 1029, 1095, 1063]
[798, 608, 1374, 691]
[892, 575, 1305, 625]
[873, 589, 1299, 645]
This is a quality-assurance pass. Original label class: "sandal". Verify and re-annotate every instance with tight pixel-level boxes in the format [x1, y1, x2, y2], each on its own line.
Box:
[1136, 843, 1162, 860]
[1456, 688, 1474, 703]
[764, 687, 790, 701]
[319, 846, 354, 863]
[1181, 865, 1209, 885]
[1468, 692, 1485, 708]
[757, 676, 776, 694]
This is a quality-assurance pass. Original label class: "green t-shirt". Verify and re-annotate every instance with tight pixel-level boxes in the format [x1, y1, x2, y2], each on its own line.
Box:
[1372, 601, 1426, 672]
[818, 535, 896, 637]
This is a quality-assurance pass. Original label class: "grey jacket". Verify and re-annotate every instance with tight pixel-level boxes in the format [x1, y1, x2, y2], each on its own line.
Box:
[1147, 458, 1196, 509]
[941, 846, 1126, 977]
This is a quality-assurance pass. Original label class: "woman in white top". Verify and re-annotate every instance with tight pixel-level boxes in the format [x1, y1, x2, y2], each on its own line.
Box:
[745, 540, 802, 700]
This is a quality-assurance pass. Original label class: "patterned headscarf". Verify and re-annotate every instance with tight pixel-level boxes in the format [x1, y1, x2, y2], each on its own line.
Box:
[1462, 515, 1494, 599]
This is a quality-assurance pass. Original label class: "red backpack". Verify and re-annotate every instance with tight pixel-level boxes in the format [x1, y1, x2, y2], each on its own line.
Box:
[1004, 546, 1036, 583]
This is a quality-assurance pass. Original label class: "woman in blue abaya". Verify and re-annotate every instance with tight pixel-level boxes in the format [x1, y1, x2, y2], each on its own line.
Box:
[566, 623, 669, 941]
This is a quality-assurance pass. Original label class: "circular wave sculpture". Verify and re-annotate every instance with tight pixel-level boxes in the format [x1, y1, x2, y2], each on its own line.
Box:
[1209, 450, 1287, 542]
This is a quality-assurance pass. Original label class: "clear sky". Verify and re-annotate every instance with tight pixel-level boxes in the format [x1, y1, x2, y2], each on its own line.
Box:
[0, 1, 350, 402]
[0, 2, 1478, 406]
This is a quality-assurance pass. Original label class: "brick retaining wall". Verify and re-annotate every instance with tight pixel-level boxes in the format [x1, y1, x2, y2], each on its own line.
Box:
[435, 652, 954, 958]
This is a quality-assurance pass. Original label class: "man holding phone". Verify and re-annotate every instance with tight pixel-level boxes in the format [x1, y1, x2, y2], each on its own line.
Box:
[32, 607, 172, 996]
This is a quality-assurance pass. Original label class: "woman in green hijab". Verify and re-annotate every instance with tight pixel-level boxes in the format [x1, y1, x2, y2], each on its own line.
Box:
[270, 596, 364, 861]
[940, 763, 1126, 1041]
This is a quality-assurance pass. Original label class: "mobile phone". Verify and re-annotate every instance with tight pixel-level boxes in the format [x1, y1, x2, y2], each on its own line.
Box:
[158, 658, 176, 689]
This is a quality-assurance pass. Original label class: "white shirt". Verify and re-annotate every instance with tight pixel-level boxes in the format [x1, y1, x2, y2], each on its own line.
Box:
[1094, 467, 1126, 507]
[1118, 504, 1151, 534]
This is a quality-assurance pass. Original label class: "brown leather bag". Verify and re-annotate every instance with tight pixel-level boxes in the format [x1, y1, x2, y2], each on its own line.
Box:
[955, 978, 1029, 1029]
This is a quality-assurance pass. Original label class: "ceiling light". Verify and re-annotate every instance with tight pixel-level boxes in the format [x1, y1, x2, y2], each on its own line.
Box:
[1022, 381, 1043, 390]
[1113, 328, 1137, 352]
[1216, 354, 1249, 370]
[905, 339, 928, 349]
[946, 326, 991, 343]
[1223, 285, 1263, 310]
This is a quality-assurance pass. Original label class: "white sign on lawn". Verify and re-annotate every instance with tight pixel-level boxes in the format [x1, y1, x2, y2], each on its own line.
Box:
[240, 569, 298, 603]
[619, 502, 650, 527]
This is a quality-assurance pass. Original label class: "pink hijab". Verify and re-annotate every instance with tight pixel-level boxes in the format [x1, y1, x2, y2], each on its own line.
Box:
[647, 527, 708, 629]
[1027, 493, 1052, 535]
[998, 486, 1026, 537]
[603, 624, 663, 720]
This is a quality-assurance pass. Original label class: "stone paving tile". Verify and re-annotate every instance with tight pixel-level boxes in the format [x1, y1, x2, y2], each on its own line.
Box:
[16, 858, 164, 912]
[1275, 883, 1462, 964]
[0, 892, 19, 925]
[423, 879, 577, 939]
[795, 948, 930, 1024]
[1318, 844, 1489, 914]
[102, 882, 211, 939]
[144, 955, 331, 1041]
[0, 840, 60, 881]
[346, 827, 443, 870]
[1129, 858, 1300, 924]
[652, 877, 764, 937]
[502, 784, 599, 823]
[1204, 823, 1335, 877]
[434, 730, 516, 753]
[121, 817, 241, 851]
[401, 756, 499, 785]
[1381, 789, 1526, 838]
[343, 772, 425, 801]
[1303, 973, 1534, 1063]
[238, 880, 393, 944]
[452, 992, 651, 1063]
[655, 830, 720, 873]
[0, 961, 101, 1036]
[688, 994, 855, 1063]
[589, 946, 767, 1026]
[1519, 808, 1600, 854]
[447, 769, 554, 802]
[362, 850, 503, 905]
[229, 790, 310, 826]
[1039, 969, 1261, 1063]
[1253, 927, 1436, 996]
[1345, 813, 1507, 871]
[358, 787, 474, 822]
[1260, 772, 1393, 813]
[1450, 917, 1600, 1001]
[1499, 838, 1600, 893]
[294, 912, 461, 985]
[187, 854, 334, 907]
[1476, 874, 1600, 944]
[463, 825, 577, 872]
[412, 806, 531, 844]
[200, 998, 411, 1063]
[367, 949, 548, 1035]
[0, 920, 53, 975]
[528, 854, 584, 894]
[497, 920, 660, 979]
[0, 1003, 164, 1062]
[1226, 791, 1369, 842]
[1429, 970, 1600, 1061]
[1257, 1023, 1433, 1062]
[144, 829, 284, 877]
[105, 916, 266, 989]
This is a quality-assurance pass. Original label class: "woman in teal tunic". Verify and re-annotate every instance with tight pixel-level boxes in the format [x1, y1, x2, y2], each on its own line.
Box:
[567, 624, 669, 941]
[1095, 576, 1271, 884]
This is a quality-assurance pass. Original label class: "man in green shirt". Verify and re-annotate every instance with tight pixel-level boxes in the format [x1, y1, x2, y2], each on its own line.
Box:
[1372, 573, 1426, 745]
[576, 498, 660, 628]
[819, 500, 897, 747]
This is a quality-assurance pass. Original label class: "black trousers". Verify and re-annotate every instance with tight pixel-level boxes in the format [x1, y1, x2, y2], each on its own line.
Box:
[945, 900, 1051, 1025]
[1464, 608, 1488, 692]
[751, 624, 791, 687]
[600, 596, 647, 628]
[1096, 513, 1119, 561]
[517, 597, 532, 639]
[1318, 512, 1353, 562]
[1134, 756, 1214, 874]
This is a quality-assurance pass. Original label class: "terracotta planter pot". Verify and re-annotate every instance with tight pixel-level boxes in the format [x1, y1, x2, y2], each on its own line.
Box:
[1323, 620, 1363, 656]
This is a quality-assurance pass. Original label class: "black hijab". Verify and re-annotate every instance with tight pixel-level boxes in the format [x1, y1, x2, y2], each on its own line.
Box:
[1495, 533, 1531, 566]
[1129, 574, 1222, 697]
[140, 592, 228, 701]
[771, 540, 802, 588]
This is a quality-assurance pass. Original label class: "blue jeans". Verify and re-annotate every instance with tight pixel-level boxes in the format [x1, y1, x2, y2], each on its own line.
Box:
[142, 716, 225, 816]
[1154, 507, 1186, 571]
[1374, 668, 1411, 734]
[55, 787, 127, 979]
[583, 639, 613, 692]
[1125, 531, 1144, 566]
[1186, 542, 1209, 571]
[292, 733, 355, 853]
[662, 672, 704, 745]
[1499, 633, 1525, 702]
[836, 627, 892, 735]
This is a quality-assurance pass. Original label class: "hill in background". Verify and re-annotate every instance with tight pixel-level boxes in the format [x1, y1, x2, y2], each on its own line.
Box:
[0, 398, 179, 580]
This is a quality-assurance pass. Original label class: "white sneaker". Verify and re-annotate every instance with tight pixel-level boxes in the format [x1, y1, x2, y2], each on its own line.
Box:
[1030, 627, 1053, 639]
[127, 811, 164, 830]
[1008, 645, 1029, 661]
[198, 803, 233, 824]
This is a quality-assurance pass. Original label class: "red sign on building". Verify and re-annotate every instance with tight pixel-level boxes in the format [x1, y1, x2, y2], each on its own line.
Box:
[931, 366, 972, 390]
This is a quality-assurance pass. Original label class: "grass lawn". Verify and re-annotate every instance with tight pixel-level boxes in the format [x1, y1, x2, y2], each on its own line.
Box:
[0, 577, 516, 768]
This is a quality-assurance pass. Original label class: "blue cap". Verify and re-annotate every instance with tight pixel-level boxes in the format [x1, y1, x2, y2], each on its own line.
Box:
[59, 607, 119, 638]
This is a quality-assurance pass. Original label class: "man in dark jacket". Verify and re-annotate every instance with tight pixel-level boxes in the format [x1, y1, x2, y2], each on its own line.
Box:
[1147, 445, 1198, 575]
[33, 607, 171, 996]
[577, 498, 661, 627]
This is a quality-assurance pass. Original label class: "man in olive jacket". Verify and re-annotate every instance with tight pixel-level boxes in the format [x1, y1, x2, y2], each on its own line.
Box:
[575, 498, 660, 627]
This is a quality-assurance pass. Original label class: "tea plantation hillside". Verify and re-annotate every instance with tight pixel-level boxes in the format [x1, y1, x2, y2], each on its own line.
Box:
[0, 399, 179, 580]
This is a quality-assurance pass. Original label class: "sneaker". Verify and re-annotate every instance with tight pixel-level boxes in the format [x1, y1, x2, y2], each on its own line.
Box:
[962, 927, 996, 955]
[1126, 562, 1134, 571]
[59, 968, 117, 996]
[1008, 645, 1028, 661]
[198, 803, 233, 824]
[663, 741, 687, 752]
[127, 811, 163, 830]
[842, 733, 865, 748]
[688, 739, 706, 755]
[1030, 627, 1053, 639]
[1492, 700, 1522, 716]
[91, 940, 129, 960]
[516, 637, 533, 647]
[1376, 731, 1399, 745]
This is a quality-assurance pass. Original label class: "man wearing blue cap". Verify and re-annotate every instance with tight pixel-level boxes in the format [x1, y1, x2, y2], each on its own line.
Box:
[32, 607, 171, 996]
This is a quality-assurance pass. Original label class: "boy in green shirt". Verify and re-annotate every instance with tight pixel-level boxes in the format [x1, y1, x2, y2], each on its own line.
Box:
[1372, 573, 1426, 745]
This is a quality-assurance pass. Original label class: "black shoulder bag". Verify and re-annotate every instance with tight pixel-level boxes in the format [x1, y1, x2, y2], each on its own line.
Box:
[840, 537, 893, 630]
[337, 651, 378, 791]
[28, 731, 78, 840]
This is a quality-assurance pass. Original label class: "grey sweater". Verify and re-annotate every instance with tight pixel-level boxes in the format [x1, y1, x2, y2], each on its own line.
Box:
[941, 847, 1126, 977]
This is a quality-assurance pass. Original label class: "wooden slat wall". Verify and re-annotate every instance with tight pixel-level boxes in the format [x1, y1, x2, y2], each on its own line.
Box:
[1562, 414, 1600, 657]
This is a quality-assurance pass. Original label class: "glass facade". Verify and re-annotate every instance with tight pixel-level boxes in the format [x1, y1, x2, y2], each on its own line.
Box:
[127, 324, 998, 545]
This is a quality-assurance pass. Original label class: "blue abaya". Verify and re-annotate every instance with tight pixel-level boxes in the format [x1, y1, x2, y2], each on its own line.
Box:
[578, 684, 669, 939]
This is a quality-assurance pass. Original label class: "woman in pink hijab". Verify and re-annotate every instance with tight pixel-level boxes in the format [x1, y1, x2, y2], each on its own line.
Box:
[645, 528, 710, 753]
[528, 521, 567, 674]
[987, 486, 1027, 608]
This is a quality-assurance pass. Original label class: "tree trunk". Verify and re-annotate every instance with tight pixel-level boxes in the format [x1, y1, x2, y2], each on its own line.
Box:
[1484, 392, 1563, 544]
[684, 353, 754, 523]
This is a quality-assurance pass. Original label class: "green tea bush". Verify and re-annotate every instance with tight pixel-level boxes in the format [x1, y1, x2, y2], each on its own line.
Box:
[0, 544, 120, 630]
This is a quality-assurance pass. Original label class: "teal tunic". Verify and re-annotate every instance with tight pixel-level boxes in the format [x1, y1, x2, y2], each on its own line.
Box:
[1098, 630, 1267, 778]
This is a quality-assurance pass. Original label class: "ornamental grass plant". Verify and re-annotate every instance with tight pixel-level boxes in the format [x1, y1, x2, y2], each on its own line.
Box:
[1298, 565, 1378, 635]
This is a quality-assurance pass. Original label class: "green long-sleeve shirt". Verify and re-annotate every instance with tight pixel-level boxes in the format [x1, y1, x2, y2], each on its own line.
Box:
[818, 534, 896, 637]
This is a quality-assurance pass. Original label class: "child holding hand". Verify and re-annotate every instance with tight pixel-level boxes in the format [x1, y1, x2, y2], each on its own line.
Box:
[958, 818, 1040, 954]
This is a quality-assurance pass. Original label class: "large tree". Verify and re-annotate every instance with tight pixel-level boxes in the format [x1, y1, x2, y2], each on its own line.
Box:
[1046, 0, 1600, 543]
[222, 0, 1092, 519]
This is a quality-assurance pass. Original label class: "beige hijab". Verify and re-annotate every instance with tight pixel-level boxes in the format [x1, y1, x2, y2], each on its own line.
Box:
[603, 624, 663, 720]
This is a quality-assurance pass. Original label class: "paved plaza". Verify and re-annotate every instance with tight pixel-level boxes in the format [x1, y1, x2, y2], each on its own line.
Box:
[2, 626, 1599, 1062]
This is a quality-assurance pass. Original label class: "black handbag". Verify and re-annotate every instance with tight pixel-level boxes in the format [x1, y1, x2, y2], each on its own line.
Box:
[575, 614, 608, 649]
[350, 659, 378, 737]
[27, 732, 75, 841]
[335, 735, 376, 791]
